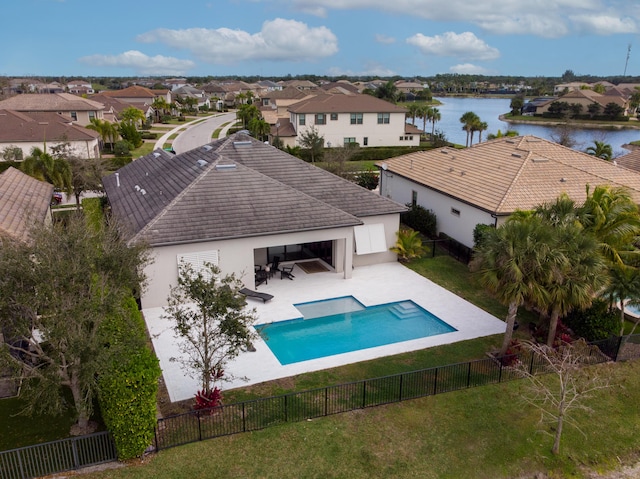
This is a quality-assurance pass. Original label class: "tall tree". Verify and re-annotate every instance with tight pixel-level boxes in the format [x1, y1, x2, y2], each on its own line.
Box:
[471, 216, 552, 356]
[0, 214, 148, 433]
[601, 264, 640, 335]
[248, 117, 270, 141]
[236, 104, 260, 128]
[459, 111, 479, 147]
[375, 80, 399, 103]
[163, 262, 257, 394]
[429, 107, 441, 138]
[86, 118, 118, 154]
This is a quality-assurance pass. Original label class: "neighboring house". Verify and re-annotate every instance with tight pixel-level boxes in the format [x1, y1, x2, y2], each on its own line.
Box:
[614, 149, 640, 171]
[103, 133, 405, 309]
[0, 93, 105, 126]
[0, 110, 100, 159]
[99, 85, 171, 106]
[394, 81, 425, 95]
[377, 135, 640, 248]
[89, 93, 133, 123]
[256, 80, 282, 92]
[280, 79, 318, 91]
[535, 89, 628, 116]
[288, 93, 419, 148]
[268, 118, 297, 148]
[172, 86, 210, 110]
[0, 167, 53, 243]
[67, 80, 94, 95]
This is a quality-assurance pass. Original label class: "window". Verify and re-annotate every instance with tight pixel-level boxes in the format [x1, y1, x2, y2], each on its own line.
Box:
[88, 111, 95, 121]
[377, 113, 390, 124]
[350, 113, 363, 125]
[177, 250, 219, 281]
[299, 114, 306, 126]
[330, 113, 338, 121]
[315, 113, 326, 125]
[411, 190, 417, 206]
[343, 137, 356, 146]
[451, 207, 461, 217]
[363, 137, 368, 146]
[70, 111, 77, 121]
[399, 136, 404, 141]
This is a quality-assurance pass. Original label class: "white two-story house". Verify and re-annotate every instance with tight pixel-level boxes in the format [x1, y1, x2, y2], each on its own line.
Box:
[288, 93, 419, 148]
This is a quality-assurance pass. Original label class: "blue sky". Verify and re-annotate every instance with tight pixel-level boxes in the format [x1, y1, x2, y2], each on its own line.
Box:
[2, 0, 640, 78]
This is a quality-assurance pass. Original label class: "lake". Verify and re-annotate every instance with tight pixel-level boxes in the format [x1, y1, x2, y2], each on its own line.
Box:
[414, 97, 640, 156]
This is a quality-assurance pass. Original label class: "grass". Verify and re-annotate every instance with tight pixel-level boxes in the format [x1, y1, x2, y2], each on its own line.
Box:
[130, 143, 155, 159]
[506, 114, 640, 129]
[94, 360, 640, 479]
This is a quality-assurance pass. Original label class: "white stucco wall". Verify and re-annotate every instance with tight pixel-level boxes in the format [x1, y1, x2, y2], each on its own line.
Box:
[379, 170, 496, 248]
[292, 111, 418, 148]
[0, 139, 100, 160]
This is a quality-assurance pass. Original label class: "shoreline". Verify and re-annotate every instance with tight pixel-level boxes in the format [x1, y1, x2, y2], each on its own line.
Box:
[499, 114, 640, 131]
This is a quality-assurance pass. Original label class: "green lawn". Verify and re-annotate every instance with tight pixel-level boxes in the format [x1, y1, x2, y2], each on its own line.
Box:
[130, 143, 155, 159]
[94, 360, 640, 479]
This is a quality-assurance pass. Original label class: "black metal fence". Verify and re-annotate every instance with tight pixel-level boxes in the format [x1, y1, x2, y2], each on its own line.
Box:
[424, 238, 473, 264]
[155, 338, 623, 451]
[0, 431, 117, 479]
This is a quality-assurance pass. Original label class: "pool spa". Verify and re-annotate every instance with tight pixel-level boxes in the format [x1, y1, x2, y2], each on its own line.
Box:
[255, 296, 457, 365]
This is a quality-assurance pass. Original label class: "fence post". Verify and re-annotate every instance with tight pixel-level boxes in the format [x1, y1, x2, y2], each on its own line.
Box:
[284, 395, 288, 422]
[615, 336, 623, 362]
[433, 367, 438, 395]
[324, 387, 328, 416]
[467, 362, 472, 388]
[362, 380, 367, 408]
[498, 360, 503, 383]
[398, 373, 403, 402]
[17, 448, 26, 479]
[529, 352, 535, 375]
[431, 240, 436, 258]
[242, 403, 246, 432]
[72, 436, 80, 470]
[154, 423, 159, 451]
[197, 412, 202, 441]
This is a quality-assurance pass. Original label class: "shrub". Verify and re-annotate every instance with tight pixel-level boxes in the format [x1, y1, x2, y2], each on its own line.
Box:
[401, 204, 437, 238]
[563, 299, 619, 341]
[113, 140, 131, 157]
[82, 197, 103, 231]
[141, 132, 157, 140]
[390, 227, 425, 262]
[356, 168, 379, 190]
[161, 115, 172, 124]
[473, 223, 495, 250]
[97, 296, 161, 460]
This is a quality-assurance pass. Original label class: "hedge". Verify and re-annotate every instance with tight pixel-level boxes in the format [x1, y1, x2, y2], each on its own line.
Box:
[98, 296, 161, 460]
[82, 197, 103, 231]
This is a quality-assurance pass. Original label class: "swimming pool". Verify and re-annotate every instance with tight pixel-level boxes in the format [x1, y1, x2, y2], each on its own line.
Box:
[255, 296, 457, 365]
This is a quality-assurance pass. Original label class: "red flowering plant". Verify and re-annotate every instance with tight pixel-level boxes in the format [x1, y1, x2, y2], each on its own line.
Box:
[193, 368, 224, 415]
[500, 339, 523, 366]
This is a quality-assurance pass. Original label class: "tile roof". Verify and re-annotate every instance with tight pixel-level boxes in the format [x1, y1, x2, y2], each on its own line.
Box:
[615, 149, 640, 172]
[100, 85, 157, 98]
[288, 93, 407, 114]
[0, 167, 53, 242]
[0, 110, 99, 143]
[104, 133, 405, 246]
[378, 135, 640, 214]
[0, 93, 104, 112]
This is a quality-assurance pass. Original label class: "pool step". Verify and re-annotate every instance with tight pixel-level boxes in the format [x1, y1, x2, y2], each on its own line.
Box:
[390, 302, 423, 320]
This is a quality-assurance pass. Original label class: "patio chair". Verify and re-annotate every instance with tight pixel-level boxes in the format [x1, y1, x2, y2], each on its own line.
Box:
[280, 264, 295, 280]
[239, 288, 274, 303]
[255, 269, 268, 288]
[268, 256, 281, 278]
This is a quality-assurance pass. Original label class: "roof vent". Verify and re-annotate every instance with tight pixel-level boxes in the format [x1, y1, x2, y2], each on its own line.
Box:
[197, 159, 208, 167]
[460, 171, 465, 176]
[215, 164, 237, 171]
[560, 177, 567, 182]
[140, 189, 147, 195]
[511, 153, 522, 158]
[202, 145, 213, 151]
[449, 167, 454, 172]
[233, 141, 252, 148]
[505, 139, 516, 144]
[440, 150, 448, 154]
[153, 152, 161, 158]
[134, 185, 140, 191]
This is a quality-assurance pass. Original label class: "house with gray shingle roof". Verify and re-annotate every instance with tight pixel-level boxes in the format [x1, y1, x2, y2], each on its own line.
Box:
[103, 132, 406, 309]
[0, 167, 53, 243]
[377, 135, 640, 248]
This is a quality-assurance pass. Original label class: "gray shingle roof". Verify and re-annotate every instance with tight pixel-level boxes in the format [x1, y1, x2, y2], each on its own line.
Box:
[104, 134, 404, 246]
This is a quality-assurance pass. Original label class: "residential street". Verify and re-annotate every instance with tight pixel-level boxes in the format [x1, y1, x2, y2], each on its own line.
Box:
[170, 111, 237, 153]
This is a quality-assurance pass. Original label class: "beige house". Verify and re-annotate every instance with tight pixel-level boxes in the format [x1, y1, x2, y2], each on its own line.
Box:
[378, 135, 640, 247]
[103, 133, 405, 309]
[288, 93, 419, 148]
[536, 89, 628, 116]
[0, 93, 104, 126]
[0, 167, 53, 243]
[99, 85, 171, 105]
[0, 110, 100, 159]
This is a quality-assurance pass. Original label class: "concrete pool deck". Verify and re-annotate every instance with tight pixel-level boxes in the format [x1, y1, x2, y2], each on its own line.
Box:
[143, 262, 506, 402]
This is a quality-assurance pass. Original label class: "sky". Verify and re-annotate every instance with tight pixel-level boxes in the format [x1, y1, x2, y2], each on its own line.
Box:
[2, 0, 640, 79]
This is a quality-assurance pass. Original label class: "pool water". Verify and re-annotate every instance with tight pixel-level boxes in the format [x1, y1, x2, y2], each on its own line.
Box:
[255, 297, 456, 365]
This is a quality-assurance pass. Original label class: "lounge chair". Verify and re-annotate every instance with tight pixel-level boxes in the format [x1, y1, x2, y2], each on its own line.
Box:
[239, 288, 274, 303]
[280, 264, 295, 280]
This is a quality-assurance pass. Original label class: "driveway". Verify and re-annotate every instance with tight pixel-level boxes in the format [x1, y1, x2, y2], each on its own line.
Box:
[154, 112, 238, 153]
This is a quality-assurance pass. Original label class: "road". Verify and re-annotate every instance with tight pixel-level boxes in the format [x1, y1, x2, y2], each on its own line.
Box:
[170, 112, 238, 153]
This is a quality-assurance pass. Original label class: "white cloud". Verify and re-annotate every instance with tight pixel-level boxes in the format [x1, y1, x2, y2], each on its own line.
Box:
[79, 50, 195, 75]
[137, 19, 338, 64]
[406, 32, 500, 61]
[449, 63, 491, 74]
[289, 0, 634, 37]
[375, 34, 396, 44]
[327, 62, 396, 77]
[570, 14, 637, 35]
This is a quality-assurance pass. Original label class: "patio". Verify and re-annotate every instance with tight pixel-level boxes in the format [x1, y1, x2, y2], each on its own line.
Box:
[143, 261, 506, 402]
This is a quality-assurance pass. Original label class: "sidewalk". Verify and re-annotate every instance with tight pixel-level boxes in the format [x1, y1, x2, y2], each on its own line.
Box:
[152, 113, 238, 151]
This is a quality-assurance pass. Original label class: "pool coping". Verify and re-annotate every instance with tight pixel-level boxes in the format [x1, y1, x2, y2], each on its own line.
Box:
[143, 262, 506, 402]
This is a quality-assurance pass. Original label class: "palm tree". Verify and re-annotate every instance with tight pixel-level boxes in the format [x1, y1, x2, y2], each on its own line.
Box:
[86, 118, 118, 154]
[248, 117, 270, 141]
[578, 185, 640, 265]
[471, 216, 552, 356]
[459, 111, 479, 147]
[601, 264, 640, 335]
[429, 107, 441, 138]
[585, 140, 613, 161]
[390, 228, 424, 262]
[474, 120, 488, 144]
[151, 96, 170, 123]
[21, 146, 72, 194]
[406, 103, 421, 126]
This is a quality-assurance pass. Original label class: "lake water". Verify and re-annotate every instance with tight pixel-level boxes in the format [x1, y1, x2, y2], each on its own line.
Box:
[415, 97, 640, 156]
